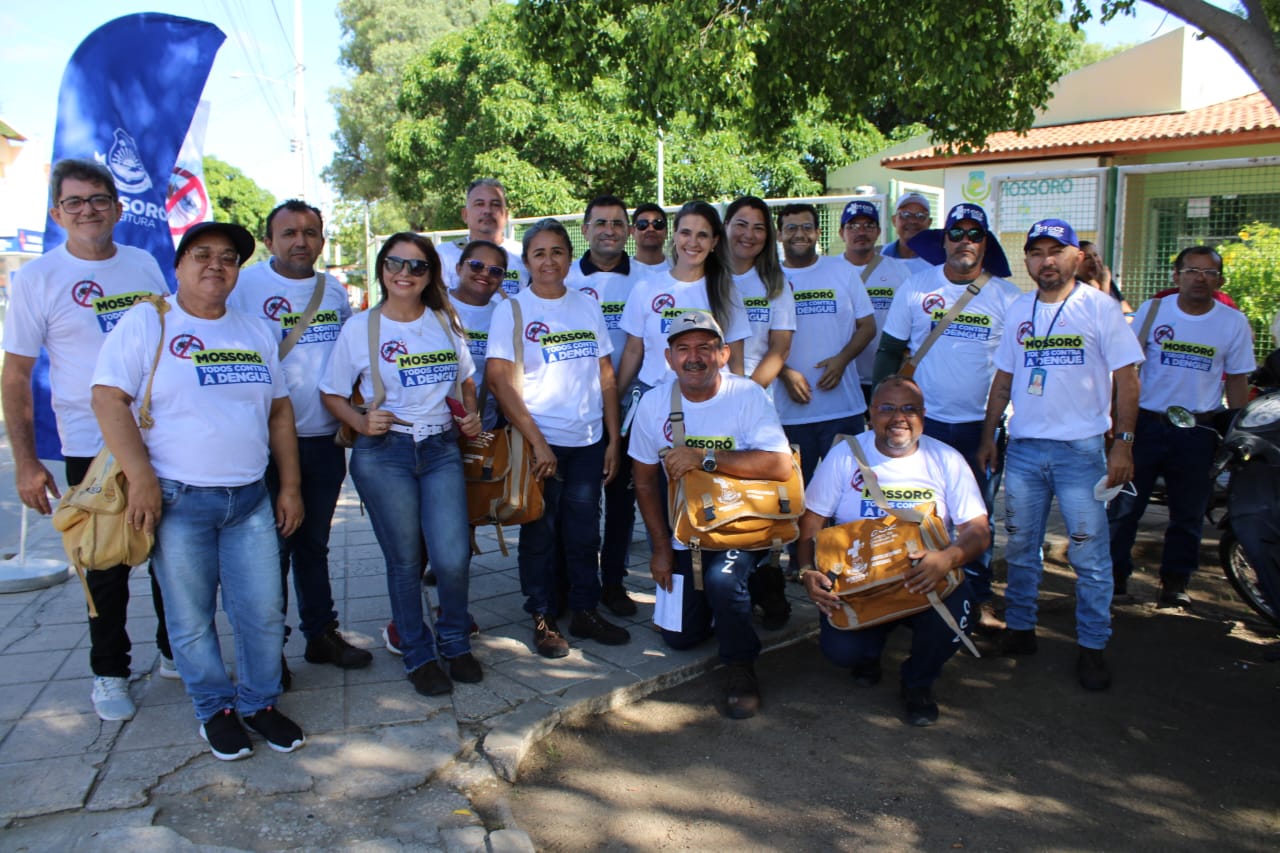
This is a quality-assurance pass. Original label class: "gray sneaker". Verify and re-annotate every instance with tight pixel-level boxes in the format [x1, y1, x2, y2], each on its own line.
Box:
[91, 676, 136, 721]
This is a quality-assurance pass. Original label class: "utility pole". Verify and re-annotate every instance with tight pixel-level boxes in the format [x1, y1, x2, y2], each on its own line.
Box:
[293, 0, 308, 200]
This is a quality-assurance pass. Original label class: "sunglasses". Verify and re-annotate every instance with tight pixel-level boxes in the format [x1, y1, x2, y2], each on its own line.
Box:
[873, 403, 922, 416]
[384, 255, 430, 277]
[634, 218, 667, 232]
[946, 226, 986, 243]
[464, 258, 507, 279]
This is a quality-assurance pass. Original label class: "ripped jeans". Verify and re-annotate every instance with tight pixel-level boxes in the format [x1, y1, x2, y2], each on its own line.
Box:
[1001, 436, 1113, 650]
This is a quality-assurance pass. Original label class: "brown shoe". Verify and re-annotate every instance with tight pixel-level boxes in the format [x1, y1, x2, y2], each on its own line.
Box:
[724, 662, 761, 719]
[533, 614, 570, 659]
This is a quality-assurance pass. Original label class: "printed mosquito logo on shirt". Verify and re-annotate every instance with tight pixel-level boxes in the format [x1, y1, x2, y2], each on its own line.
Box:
[651, 293, 675, 313]
[192, 349, 271, 386]
[169, 334, 204, 358]
[396, 350, 458, 387]
[860, 485, 936, 518]
[263, 295, 291, 320]
[280, 309, 341, 345]
[380, 340, 408, 362]
[579, 286, 599, 300]
[743, 296, 771, 323]
[921, 293, 946, 315]
[93, 291, 152, 333]
[793, 288, 838, 316]
[540, 329, 599, 364]
[524, 321, 550, 343]
[71, 279, 104, 307]
[1153, 324, 1175, 345]
[1015, 321, 1035, 345]
[930, 308, 994, 341]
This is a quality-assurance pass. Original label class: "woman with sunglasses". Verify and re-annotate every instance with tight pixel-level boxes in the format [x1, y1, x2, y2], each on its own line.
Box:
[617, 200, 751, 398]
[486, 219, 629, 659]
[321, 233, 483, 697]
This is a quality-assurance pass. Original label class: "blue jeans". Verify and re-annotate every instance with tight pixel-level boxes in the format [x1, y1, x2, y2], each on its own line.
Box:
[819, 579, 975, 689]
[267, 435, 347, 641]
[349, 429, 472, 671]
[520, 438, 606, 616]
[1108, 411, 1216, 582]
[1002, 436, 1114, 649]
[661, 548, 764, 664]
[152, 479, 283, 721]
[923, 417, 1002, 602]
[600, 437, 634, 585]
[784, 415, 866, 485]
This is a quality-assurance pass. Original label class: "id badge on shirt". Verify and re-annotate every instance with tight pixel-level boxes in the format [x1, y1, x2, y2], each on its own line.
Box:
[1028, 367, 1047, 396]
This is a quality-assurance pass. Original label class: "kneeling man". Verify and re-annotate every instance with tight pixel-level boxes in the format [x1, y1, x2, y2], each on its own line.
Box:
[799, 375, 989, 726]
[630, 311, 793, 719]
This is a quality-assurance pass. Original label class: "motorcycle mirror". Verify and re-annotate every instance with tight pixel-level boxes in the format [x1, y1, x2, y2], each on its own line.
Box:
[1166, 406, 1197, 429]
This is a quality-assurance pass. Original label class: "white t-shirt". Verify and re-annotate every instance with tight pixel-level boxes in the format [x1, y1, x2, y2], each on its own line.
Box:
[619, 272, 751, 387]
[881, 242, 935, 277]
[995, 283, 1145, 441]
[774, 256, 875, 426]
[487, 287, 613, 447]
[838, 254, 914, 386]
[321, 307, 476, 428]
[734, 268, 797, 379]
[92, 296, 287, 487]
[3, 244, 167, 456]
[632, 258, 670, 277]
[438, 237, 526, 297]
[882, 266, 1022, 424]
[449, 292, 503, 429]
[1131, 297, 1256, 413]
[228, 262, 352, 437]
[628, 373, 791, 550]
[566, 254, 644, 371]
[806, 432, 986, 534]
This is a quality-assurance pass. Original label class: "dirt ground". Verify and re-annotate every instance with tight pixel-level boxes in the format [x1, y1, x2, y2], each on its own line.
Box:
[487, 548, 1280, 852]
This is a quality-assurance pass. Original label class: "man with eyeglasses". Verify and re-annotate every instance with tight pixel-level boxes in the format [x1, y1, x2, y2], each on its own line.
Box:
[229, 200, 369, 682]
[1108, 246, 1254, 608]
[977, 219, 1144, 691]
[874, 203, 1021, 634]
[835, 200, 913, 405]
[629, 203, 670, 275]
[438, 178, 527, 295]
[881, 193, 935, 275]
[775, 202, 875, 484]
[2, 158, 169, 721]
[799, 375, 988, 726]
[566, 195, 646, 617]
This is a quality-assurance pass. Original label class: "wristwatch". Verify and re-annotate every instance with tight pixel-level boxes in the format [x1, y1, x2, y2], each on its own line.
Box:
[702, 448, 718, 472]
[1116, 432, 1135, 443]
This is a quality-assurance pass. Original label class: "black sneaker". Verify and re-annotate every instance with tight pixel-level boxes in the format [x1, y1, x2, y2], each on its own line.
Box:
[444, 652, 484, 684]
[408, 660, 453, 696]
[533, 614, 570, 659]
[999, 628, 1038, 656]
[305, 624, 374, 669]
[724, 662, 761, 719]
[200, 708, 253, 761]
[851, 657, 882, 687]
[1157, 576, 1192, 609]
[1077, 646, 1111, 691]
[600, 583, 638, 618]
[244, 706, 306, 753]
[569, 609, 631, 646]
[901, 685, 939, 727]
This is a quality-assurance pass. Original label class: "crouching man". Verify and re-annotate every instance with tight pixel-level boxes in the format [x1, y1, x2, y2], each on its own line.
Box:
[629, 311, 793, 719]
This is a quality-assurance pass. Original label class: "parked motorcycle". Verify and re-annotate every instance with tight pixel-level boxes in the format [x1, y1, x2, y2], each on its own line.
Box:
[1169, 350, 1280, 628]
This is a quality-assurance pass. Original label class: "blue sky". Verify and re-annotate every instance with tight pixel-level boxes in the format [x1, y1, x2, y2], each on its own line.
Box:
[0, 1, 1194, 224]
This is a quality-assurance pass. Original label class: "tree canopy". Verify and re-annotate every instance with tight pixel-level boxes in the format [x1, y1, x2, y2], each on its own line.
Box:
[203, 155, 275, 243]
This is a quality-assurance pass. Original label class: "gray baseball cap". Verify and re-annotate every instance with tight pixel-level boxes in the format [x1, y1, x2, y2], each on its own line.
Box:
[666, 310, 724, 344]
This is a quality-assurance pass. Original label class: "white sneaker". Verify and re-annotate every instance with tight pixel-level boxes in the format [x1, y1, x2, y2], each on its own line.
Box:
[91, 676, 136, 721]
[158, 655, 181, 680]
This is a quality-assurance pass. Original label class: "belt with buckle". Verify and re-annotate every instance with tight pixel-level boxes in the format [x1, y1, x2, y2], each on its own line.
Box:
[388, 421, 452, 440]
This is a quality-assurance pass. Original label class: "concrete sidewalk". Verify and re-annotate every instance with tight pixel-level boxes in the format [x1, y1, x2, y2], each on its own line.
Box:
[0, 431, 818, 850]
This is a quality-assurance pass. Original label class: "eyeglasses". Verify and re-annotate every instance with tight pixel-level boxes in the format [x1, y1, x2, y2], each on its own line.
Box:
[464, 258, 506, 279]
[946, 226, 986, 243]
[57, 194, 115, 214]
[873, 403, 923, 416]
[843, 221, 879, 232]
[896, 211, 929, 221]
[1178, 267, 1223, 280]
[385, 256, 431, 277]
[591, 218, 628, 230]
[781, 222, 817, 235]
[187, 248, 240, 266]
[634, 218, 666, 232]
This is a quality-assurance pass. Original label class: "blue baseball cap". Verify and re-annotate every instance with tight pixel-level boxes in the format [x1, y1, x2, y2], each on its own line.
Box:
[1024, 218, 1080, 250]
[840, 200, 879, 226]
[905, 203, 1012, 278]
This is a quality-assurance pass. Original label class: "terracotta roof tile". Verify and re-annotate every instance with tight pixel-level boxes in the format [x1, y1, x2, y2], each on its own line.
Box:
[882, 92, 1280, 169]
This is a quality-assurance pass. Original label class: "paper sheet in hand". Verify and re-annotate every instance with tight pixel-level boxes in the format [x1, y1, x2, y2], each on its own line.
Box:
[653, 574, 684, 632]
